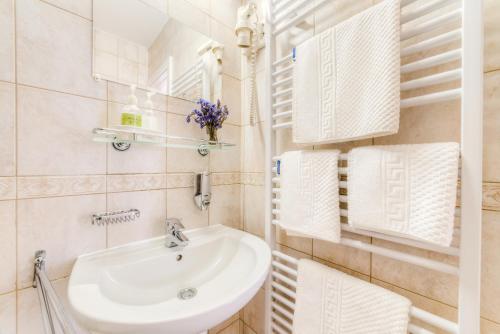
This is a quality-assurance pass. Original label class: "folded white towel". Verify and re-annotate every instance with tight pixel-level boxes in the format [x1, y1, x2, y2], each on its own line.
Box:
[292, 0, 400, 144]
[348, 142, 460, 246]
[279, 150, 341, 243]
[294, 259, 411, 334]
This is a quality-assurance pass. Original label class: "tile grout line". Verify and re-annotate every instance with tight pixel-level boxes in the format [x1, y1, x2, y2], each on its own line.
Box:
[39, 0, 92, 22]
[13, 0, 19, 329]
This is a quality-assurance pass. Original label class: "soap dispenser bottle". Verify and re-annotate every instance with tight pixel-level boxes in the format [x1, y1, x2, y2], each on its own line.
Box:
[121, 85, 142, 128]
[143, 91, 157, 131]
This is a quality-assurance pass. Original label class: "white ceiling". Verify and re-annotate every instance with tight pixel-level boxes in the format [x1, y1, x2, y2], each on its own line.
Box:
[94, 0, 169, 47]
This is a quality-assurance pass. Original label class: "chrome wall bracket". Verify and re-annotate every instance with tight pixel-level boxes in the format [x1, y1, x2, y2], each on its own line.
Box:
[112, 141, 131, 151]
[197, 145, 209, 156]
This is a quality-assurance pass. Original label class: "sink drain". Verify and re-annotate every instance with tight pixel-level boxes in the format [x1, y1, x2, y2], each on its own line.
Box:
[177, 288, 197, 300]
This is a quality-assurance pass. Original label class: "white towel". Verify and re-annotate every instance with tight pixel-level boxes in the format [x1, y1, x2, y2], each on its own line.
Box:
[292, 0, 400, 144]
[294, 259, 411, 334]
[279, 150, 341, 242]
[348, 142, 460, 246]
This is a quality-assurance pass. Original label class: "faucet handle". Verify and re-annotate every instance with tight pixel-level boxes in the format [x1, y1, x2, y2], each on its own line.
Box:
[166, 218, 184, 231]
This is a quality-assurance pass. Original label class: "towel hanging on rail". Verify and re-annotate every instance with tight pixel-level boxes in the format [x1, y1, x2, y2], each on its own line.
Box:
[347, 142, 460, 247]
[294, 259, 411, 334]
[279, 150, 341, 242]
[292, 0, 400, 144]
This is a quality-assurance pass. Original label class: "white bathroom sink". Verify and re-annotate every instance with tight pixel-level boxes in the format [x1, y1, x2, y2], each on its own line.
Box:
[68, 225, 271, 334]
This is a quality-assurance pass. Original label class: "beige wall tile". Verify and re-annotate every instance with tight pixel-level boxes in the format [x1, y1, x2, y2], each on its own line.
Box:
[16, 0, 106, 99]
[483, 182, 500, 211]
[484, 71, 500, 182]
[187, 0, 210, 13]
[485, 0, 500, 72]
[242, 123, 265, 173]
[372, 278, 457, 334]
[0, 0, 15, 83]
[107, 173, 167, 192]
[40, 0, 92, 19]
[167, 112, 209, 173]
[313, 256, 370, 282]
[210, 0, 239, 28]
[211, 19, 241, 79]
[374, 101, 461, 145]
[17, 175, 106, 199]
[276, 226, 313, 256]
[371, 239, 459, 307]
[243, 185, 264, 238]
[17, 194, 106, 288]
[0, 292, 16, 334]
[313, 231, 372, 276]
[222, 74, 242, 125]
[210, 124, 241, 172]
[141, 0, 168, 14]
[17, 285, 45, 334]
[0, 201, 16, 294]
[210, 184, 242, 229]
[214, 319, 241, 334]
[0, 82, 15, 176]
[167, 95, 196, 116]
[17, 278, 84, 334]
[107, 104, 167, 174]
[94, 50, 119, 81]
[17, 86, 107, 176]
[482, 318, 500, 334]
[481, 210, 500, 323]
[107, 189, 167, 247]
[0, 177, 16, 201]
[275, 243, 312, 261]
[167, 187, 208, 230]
[209, 313, 239, 334]
[169, 0, 210, 35]
[242, 323, 256, 334]
[242, 287, 265, 334]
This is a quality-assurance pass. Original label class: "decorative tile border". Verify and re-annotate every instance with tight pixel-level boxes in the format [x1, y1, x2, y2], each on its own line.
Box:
[167, 173, 195, 189]
[211, 172, 241, 186]
[0, 177, 16, 200]
[107, 174, 167, 193]
[241, 173, 264, 186]
[17, 176, 105, 199]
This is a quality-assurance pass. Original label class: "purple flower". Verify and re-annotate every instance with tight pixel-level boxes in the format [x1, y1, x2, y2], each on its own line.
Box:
[185, 98, 229, 132]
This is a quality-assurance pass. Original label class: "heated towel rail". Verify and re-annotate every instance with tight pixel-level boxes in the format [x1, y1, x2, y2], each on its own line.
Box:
[264, 0, 483, 333]
[170, 59, 204, 100]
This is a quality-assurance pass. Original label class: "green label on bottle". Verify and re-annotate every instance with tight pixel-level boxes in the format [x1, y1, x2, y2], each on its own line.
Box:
[121, 113, 142, 127]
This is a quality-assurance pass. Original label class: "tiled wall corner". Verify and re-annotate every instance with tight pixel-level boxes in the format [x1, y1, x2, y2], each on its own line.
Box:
[0, 0, 244, 333]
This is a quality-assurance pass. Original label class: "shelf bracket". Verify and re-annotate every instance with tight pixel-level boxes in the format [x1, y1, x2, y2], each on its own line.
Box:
[112, 141, 131, 151]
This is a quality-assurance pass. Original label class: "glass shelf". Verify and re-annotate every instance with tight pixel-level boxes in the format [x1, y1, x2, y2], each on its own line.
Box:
[92, 127, 236, 154]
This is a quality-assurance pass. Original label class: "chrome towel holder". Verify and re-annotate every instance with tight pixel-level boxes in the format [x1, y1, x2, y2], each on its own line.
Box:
[91, 209, 141, 226]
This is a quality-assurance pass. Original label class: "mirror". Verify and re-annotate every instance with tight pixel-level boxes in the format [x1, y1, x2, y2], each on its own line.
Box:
[93, 0, 223, 102]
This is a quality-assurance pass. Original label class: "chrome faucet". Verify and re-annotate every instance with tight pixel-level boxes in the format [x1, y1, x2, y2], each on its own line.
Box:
[165, 218, 189, 248]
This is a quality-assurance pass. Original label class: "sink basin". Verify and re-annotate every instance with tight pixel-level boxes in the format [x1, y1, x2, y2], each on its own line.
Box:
[68, 225, 271, 334]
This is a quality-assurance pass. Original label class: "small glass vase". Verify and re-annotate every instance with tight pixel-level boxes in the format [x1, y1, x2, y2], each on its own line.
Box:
[206, 126, 218, 142]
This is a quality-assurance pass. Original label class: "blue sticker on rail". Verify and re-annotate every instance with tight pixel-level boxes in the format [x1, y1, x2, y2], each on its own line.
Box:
[292, 47, 296, 62]
[277, 160, 281, 175]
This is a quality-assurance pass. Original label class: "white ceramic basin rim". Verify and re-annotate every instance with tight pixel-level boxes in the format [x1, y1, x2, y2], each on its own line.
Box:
[68, 225, 271, 334]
